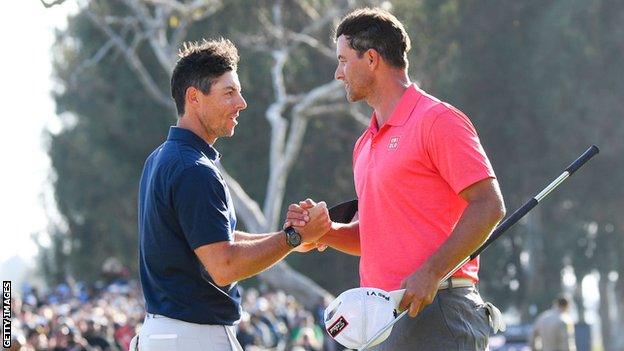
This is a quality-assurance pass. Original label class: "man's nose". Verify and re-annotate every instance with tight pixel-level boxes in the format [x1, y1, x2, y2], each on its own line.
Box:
[334, 66, 344, 81]
[238, 94, 247, 110]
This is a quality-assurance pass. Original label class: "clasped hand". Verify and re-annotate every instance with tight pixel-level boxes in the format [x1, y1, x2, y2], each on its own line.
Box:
[283, 199, 331, 252]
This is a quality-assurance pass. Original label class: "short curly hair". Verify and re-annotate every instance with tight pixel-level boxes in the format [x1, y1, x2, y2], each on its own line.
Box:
[170, 38, 239, 116]
[335, 8, 410, 69]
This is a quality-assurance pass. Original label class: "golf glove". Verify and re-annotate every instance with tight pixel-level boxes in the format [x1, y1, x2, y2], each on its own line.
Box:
[484, 302, 506, 334]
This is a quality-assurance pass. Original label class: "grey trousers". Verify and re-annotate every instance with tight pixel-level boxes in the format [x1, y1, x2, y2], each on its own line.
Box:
[138, 314, 243, 351]
[370, 287, 491, 351]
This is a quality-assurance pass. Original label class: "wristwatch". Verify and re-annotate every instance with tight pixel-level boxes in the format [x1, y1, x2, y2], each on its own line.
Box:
[284, 226, 302, 248]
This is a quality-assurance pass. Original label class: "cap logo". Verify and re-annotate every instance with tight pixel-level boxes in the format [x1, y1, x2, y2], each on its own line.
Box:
[366, 290, 390, 301]
[327, 316, 349, 338]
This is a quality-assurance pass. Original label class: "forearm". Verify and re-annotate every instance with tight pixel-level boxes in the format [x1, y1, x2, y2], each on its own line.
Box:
[225, 233, 292, 283]
[318, 221, 361, 256]
[234, 231, 273, 242]
[421, 199, 504, 279]
[198, 231, 292, 286]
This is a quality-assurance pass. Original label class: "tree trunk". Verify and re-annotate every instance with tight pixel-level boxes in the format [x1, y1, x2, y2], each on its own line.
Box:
[574, 275, 585, 323]
[521, 207, 545, 322]
[598, 271, 613, 351]
[613, 276, 624, 351]
[261, 261, 333, 310]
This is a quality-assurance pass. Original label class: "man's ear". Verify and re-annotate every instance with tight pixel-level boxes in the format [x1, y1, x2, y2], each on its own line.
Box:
[185, 86, 200, 111]
[366, 49, 381, 70]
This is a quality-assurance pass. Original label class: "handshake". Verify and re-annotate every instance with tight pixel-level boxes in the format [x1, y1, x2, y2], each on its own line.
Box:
[284, 199, 332, 252]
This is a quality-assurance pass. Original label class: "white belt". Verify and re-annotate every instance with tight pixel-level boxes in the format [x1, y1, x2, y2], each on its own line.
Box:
[438, 277, 475, 290]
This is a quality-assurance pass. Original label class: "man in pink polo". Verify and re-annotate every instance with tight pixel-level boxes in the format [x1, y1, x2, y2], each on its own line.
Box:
[287, 7, 506, 351]
[353, 83, 496, 292]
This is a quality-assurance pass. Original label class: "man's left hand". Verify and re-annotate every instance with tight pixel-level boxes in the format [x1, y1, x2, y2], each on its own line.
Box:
[398, 267, 440, 317]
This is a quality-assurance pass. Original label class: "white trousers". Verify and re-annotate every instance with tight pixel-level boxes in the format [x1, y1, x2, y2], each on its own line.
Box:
[137, 314, 243, 351]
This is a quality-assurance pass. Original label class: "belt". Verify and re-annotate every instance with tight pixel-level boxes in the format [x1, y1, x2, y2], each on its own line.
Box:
[438, 277, 475, 290]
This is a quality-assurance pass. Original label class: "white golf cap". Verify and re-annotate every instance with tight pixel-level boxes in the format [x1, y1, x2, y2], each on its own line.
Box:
[324, 287, 405, 350]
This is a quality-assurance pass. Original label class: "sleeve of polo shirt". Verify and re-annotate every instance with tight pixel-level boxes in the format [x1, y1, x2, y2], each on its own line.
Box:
[173, 166, 232, 249]
[427, 110, 496, 194]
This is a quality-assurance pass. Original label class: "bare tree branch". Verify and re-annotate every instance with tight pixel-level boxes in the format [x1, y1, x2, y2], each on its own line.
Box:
[217, 163, 267, 233]
[294, 0, 321, 21]
[263, 262, 333, 309]
[82, 0, 224, 108]
[262, 2, 292, 224]
[40, 0, 67, 8]
[305, 102, 351, 118]
[286, 31, 335, 60]
[258, 2, 362, 230]
[286, 80, 344, 168]
[350, 104, 371, 127]
[85, 8, 173, 108]
[142, 0, 222, 17]
[120, 0, 175, 72]
[70, 39, 116, 86]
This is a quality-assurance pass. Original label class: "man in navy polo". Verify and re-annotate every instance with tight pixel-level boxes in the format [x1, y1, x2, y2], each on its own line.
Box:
[136, 38, 330, 351]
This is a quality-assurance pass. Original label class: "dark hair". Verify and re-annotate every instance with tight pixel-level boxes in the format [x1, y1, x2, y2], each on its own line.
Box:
[335, 7, 410, 69]
[171, 38, 239, 116]
[555, 295, 570, 308]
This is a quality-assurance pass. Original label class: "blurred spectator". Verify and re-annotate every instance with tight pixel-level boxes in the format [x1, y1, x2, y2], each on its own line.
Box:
[290, 312, 324, 350]
[530, 294, 576, 351]
[81, 319, 111, 349]
[236, 313, 259, 349]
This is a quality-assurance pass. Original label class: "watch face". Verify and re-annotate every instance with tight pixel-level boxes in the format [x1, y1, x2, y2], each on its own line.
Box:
[286, 227, 301, 247]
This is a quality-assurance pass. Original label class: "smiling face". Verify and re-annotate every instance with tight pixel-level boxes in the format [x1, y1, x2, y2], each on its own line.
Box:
[334, 35, 374, 103]
[195, 70, 247, 143]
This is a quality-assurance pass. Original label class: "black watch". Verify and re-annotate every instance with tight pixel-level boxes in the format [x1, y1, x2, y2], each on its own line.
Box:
[284, 226, 302, 248]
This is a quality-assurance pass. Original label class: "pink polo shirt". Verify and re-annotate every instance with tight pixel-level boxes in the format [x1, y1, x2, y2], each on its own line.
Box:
[353, 84, 496, 291]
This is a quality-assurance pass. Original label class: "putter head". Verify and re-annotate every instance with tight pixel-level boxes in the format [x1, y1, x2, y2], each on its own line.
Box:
[328, 199, 358, 223]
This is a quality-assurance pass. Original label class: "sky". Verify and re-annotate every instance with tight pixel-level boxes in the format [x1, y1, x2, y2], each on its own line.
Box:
[0, 1, 75, 269]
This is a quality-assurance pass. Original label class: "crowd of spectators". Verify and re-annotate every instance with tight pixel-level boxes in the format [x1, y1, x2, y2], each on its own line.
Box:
[9, 278, 342, 351]
[237, 288, 339, 351]
[10, 280, 143, 351]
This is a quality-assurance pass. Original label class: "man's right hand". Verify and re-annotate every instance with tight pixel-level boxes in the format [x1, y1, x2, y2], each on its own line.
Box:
[286, 199, 331, 244]
[285, 200, 314, 227]
[286, 199, 363, 256]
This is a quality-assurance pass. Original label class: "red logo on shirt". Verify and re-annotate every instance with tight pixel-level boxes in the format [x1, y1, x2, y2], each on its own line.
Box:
[388, 137, 400, 150]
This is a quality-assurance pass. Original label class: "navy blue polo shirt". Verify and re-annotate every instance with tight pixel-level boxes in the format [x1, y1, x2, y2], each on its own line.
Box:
[138, 127, 241, 325]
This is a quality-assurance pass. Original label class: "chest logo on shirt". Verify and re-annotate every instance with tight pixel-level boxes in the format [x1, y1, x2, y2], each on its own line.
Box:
[388, 136, 400, 150]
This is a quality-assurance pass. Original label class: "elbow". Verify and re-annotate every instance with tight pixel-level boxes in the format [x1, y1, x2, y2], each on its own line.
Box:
[199, 247, 237, 287]
[212, 273, 235, 287]
[484, 196, 506, 226]
[495, 201, 506, 223]
[209, 263, 237, 287]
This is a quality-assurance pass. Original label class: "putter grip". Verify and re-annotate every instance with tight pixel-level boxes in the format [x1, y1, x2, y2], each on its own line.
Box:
[565, 145, 599, 175]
